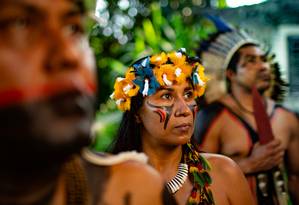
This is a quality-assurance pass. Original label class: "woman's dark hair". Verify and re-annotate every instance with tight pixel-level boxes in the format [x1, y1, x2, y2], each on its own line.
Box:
[111, 93, 144, 154]
[74, 0, 86, 14]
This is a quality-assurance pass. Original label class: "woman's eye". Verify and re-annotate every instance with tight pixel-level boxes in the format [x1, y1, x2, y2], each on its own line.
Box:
[161, 93, 172, 100]
[64, 22, 84, 36]
[0, 16, 32, 31]
[184, 91, 194, 99]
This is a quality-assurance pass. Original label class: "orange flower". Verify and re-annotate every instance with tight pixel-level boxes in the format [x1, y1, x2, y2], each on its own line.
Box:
[117, 98, 131, 111]
[111, 77, 139, 111]
[193, 63, 208, 98]
[174, 64, 193, 84]
[167, 51, 186, 66]
[154, 64, 176, 86]
[125, 67, 136, 81]
[150, 52, 168, 66]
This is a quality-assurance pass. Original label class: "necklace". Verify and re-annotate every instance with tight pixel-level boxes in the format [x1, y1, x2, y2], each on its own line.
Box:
[184, 143, 215, 205]
[230, 93, 254, 115]
[166, 163, 188, 194]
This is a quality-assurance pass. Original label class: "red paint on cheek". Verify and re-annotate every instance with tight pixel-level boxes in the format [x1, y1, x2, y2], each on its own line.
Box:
[154, 109, 166, 123]
[0, 80, 96, 107]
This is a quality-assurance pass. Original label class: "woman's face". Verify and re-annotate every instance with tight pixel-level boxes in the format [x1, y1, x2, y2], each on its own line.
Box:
[138, 81, 197, 147]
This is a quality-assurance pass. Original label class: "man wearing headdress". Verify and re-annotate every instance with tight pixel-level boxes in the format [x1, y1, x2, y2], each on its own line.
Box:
[0, 0, 177, 204]
[194, 16, 299, 205]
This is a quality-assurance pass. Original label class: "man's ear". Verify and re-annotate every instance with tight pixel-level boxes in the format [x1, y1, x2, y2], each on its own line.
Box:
[226, 69, 235, 81]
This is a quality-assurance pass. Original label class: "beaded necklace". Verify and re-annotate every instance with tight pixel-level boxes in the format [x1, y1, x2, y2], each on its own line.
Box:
[183, 143, 215, 205]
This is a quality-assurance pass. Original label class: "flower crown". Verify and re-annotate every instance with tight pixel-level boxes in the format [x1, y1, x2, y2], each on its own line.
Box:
[110, 49, 208, 111]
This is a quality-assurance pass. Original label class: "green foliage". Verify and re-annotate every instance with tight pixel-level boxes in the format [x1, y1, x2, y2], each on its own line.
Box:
[84, 0, 96, 11]
[90, 111, 122, 152]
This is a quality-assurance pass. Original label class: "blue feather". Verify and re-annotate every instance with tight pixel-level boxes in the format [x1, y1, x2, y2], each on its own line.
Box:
[205, 14, 232, 33]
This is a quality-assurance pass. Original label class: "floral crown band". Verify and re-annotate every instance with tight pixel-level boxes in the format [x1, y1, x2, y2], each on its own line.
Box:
[110, 49, 208, 111]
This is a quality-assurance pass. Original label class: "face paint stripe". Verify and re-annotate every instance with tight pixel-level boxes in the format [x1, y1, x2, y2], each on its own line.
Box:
[0, 80, 96, 108]
[154, 109, 166, 123]
[164, 109, 171, 130]
[146, 101, 173, 130]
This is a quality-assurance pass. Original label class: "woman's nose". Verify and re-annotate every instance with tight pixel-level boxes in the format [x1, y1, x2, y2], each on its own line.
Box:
[174, 97, 192, 117]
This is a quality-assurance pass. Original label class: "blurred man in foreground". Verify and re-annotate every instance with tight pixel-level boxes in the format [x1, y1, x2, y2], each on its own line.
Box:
[0, 0, 176, 204]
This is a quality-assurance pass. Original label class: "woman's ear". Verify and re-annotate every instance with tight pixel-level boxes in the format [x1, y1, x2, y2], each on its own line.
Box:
[135, 114, 142, 123]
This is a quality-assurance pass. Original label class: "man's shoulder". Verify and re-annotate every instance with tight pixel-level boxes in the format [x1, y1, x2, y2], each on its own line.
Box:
[82, 149, 161, 183]
[106, 161, 177, 205]
[273, 104, 298, 125]
[81, 150, 175, 205]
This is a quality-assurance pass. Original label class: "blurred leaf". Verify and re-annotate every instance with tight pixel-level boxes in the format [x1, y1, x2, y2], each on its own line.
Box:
[217, 0, 227, 8]
[108, 58, 126, 74]
[151, 2, 163, 35]
[162, 24, 176, 41]
[134, 29, 146, 54]
[84, 0, 96, 12]
[142, 19, 159, 50]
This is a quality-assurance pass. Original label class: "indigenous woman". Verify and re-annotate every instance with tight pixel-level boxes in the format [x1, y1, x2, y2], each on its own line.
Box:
[110, 49, 254, 205]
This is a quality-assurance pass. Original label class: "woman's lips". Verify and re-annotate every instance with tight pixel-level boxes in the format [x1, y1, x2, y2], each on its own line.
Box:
[174, 123, 191, 132]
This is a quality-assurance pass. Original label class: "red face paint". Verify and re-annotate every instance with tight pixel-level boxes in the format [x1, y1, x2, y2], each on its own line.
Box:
[146, 101, 174, 130]
[0, 80, 96, 108]
[154, 109, 166, 123]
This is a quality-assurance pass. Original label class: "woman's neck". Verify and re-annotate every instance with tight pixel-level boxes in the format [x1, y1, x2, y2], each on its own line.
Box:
[143, 143, 183, 181]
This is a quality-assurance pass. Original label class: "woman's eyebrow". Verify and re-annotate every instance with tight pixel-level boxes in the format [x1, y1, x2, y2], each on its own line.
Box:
[157, 87, 174, 92]
[0, 1, 44, 18]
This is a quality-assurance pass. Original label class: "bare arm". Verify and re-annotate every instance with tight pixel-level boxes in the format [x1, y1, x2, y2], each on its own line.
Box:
[286, 114, 299, 173]
[234, 139, 284, 174]
[286, 114, 299, 205]
[205, 154, 255, 205]
[221, 156, 255, 205]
